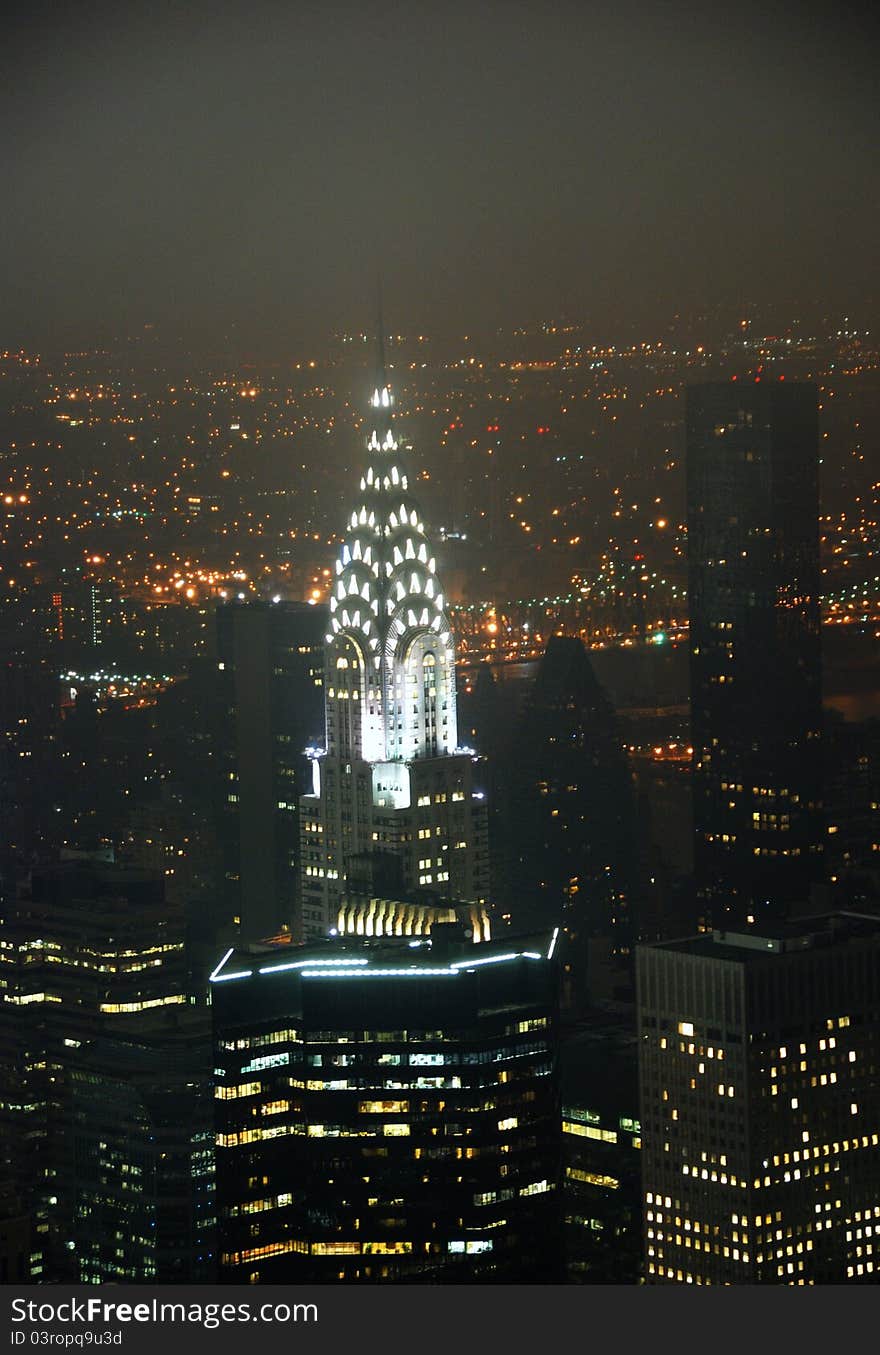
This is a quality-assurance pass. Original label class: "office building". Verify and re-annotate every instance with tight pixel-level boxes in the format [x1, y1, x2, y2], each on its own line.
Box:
[0, 859, 190, 1280]
[637, 914, 880, 1284]
[298, 356, 489, 940]
[216, 599, 326, 940]
[211, 925, 561, 1283]
[68, 1008, 215, 1283]
[686, 380, 823, 925]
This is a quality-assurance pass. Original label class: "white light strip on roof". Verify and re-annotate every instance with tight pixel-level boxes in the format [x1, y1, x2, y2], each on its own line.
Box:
[449, 952, 520, 970]
[213, 949, 549, 984]
[299, 967, 457, 979]
[208, 947, 235, 983]
[260, 957, 370, 975]
[547, 927, 560, 960]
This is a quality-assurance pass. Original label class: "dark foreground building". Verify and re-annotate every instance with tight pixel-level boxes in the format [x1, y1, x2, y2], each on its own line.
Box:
[637, 912, 880, 1284]
[561, 1015, 642, 1283]
[686, 380, 823, 926]
[0, 861, 215, 1283]
[212, 926, 561, 1282]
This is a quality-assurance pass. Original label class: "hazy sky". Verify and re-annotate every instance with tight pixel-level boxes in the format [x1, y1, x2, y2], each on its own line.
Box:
[2, 0, 878, 352]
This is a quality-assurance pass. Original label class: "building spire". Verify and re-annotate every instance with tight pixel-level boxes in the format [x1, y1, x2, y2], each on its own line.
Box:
[326, 316, 458, 762]
[375, 274, 388, 394]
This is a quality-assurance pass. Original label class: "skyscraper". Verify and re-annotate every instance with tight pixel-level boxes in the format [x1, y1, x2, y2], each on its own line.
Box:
[637, 914, 880, 1284]
[298, 354, 489, 940]
[502, 636, 638, 1011]
[0, 859, 190, 1280]
[216, 600, 326, 941]
[211, 925, 561, 1283]
[686, 380, 823, 926]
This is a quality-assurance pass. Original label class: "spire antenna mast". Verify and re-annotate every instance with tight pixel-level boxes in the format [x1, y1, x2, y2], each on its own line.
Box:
[376, 272, 388, 391]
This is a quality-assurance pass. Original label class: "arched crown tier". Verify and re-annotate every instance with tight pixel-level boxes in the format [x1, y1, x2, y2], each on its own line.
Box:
[325, 350, 457, 762]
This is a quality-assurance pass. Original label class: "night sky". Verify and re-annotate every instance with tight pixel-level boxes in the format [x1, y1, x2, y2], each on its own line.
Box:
[3, 0, 878, 352]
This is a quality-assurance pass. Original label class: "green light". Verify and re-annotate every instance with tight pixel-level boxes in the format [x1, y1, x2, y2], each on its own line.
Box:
[652, 631, 667, 645]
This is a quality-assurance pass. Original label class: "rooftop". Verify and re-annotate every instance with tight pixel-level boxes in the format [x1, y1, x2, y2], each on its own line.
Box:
[210, 924, 559, 986]
[642, 911, 880, 965]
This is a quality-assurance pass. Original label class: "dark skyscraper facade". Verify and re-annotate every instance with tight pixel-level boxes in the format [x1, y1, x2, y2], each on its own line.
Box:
[216, 600, 326, 942]
[686, 380, 823, 926]
[0, 860, 191, 1281]
[211, 927, 561, 1283]
[504, 636, 638, 1002]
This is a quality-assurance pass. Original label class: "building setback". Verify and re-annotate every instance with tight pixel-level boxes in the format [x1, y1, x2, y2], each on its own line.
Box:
[637, 913, 880, 1284]
[211, 926, 562, 1282]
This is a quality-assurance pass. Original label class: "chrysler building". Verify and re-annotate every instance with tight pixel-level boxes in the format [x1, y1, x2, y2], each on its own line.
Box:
[298, 346, 489, 939]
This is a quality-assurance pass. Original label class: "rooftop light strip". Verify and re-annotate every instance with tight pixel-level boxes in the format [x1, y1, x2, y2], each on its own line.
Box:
[208, 947, 235, 983]
[299, 967, 458, 979]
[547, 927, 560, 960]
[449, 951, 538, 970]
[211, 969, 254, 983]
[260, 957, 370, 975]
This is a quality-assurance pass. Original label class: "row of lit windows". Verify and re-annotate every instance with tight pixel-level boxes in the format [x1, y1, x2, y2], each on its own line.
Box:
[223, 1193, 292, 1217]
